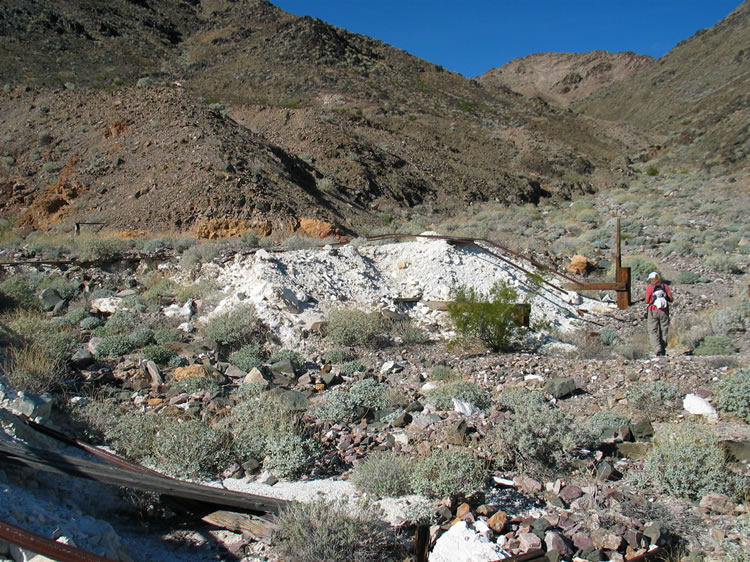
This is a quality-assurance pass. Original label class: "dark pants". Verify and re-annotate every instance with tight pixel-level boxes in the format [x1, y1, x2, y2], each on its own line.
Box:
[647, 309, 670, 356]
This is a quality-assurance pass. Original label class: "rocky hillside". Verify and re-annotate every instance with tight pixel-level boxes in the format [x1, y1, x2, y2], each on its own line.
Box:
[575, 0, 750, 173]
[0, 0, 643, 236]
[479, 51, 653, 107]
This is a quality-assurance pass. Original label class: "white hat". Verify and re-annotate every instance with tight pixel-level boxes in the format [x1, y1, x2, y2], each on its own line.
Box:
[648, 271, 659, 280]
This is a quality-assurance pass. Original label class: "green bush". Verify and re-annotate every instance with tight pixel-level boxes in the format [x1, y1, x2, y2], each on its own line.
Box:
[0, 277, 38, 310]
[152, 418, 232, 479]
[693, 335, 739, 356]
[587, 411, 631, 438]
[271, 349, 303, 371]
[229, 343, 264, 371]
[626, 381, 681, 413]
[170, 376, 222, 395]
[141, 278, 177, 307]
[621, 257, 658, 281]
[262, 433, 318, 478]
[710, 309, 746, 335]
[703, 254, 742, 274]
[129, 327, 154, 349]
[425, 380, 492, 411]
[65, 307, 91, 325]
[598, 329, 619, 346]
[646, 167, 659, 176]
[393, 319, 430, 344]
[350, 451, 414, 498]
[411, 449, 486, 498]
[102, 309, 140, 335]
[490, 393, 592, 477]
[644, 423, 745, 501]
[94, 335, 136, 359]
[153, 327, 180, 345]
[80, 316, 102, 330]
[314, 389, 355, 424]
[324, 348, 354, 364]
[142, 344, 178, 365]
[76, 237, 126, 262]
[180, 241, 220, 269]
[275, 498, 397, 562]
[429, 365, 459, 382]
[497, 388, 548, 412]
[716, 369, 750, 423]
[676, 271, 706, 284]
[204, 304, 259, 351]
[348, 378, 389, 411]
[448, 280, 522, 351]
[326, 308, 385, 347]
[338, 359, 364, 376]
[36, 275, 80, 300]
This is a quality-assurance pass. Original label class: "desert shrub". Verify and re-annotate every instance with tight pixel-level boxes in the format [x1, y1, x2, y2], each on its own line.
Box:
[644, 423, 745, 501]
[646, 167, 659, 176]
[203, 304, 259, 351]
[282, 235, 320, 250]
[275, 498, 396, 562]
[693, 335, 739, 356]
[326, 308, 385, 347]
[676, 271, 706, 284]
[348, 378, 389, 411]
[262, 434, 318, 478]
[4, 344, 66, 393]
[240, 231, 261, 248]
[350, 450, 414, 498]
[106, 411, 160, 462]
[180, 241, 220, 269]
[174, 278, 221, 304]
[490, 393, 592, 477]
[448, 280, 522, 352]
[598, 329, 619, 346]
[587, 411, 631, 438]
[716, 369, 750, 423]
[36, 275, 80, 300]
[411, 448, 486, 498]
[229, 343, 264, 371]
[626, 381, 681, 412]
[614, 333, 651, 360]
[170, 376, 222, 395]
[314, 389, 355, 424]
[429, 364, 459, 382]
[392, 319, 430, 344]
[424, 380, 492, 411]
[324, 348, 354, 364]
[710, 309, 746, 335]
[703, 254, 742, 274]
[152, 418, 232, 479]
[142, 344, 178, 365]
[65, 307, 90, 325]
[102, 309, 140, 335]
[141, 278, 177, 307]
[80, 316, 102, 330]
[0, 277, 38, 310]
[621, 257, 658, 281]
[128, 327, 154, 349]
[496, 387, 547, 412]
[94, 335, 136, 359]
[338, 359, 364, 376]
[76, 237, 126, 262]
[271, 349, 303, 371]
[738, 298, 750, 318]
[153, 327, 179, 345]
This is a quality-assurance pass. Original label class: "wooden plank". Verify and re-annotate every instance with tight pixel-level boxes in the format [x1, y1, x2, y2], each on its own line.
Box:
[616, 266, 631, 309]
[0, 519, 115, 562]
[201, 510, 277, 539]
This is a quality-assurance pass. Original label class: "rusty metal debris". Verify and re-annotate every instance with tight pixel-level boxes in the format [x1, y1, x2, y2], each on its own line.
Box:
[0, 519, 116, 562]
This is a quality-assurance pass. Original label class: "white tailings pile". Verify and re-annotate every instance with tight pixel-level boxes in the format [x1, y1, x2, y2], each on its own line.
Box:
[204, 235, 606, 347]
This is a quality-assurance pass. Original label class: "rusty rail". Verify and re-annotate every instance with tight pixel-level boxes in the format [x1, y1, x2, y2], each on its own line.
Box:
[0, 519, 115, 562]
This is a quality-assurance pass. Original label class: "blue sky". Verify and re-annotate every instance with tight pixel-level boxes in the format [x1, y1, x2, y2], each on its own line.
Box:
[272, 1, 742, 77]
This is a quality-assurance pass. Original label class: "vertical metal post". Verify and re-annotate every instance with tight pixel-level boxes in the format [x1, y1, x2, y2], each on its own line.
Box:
[615, 218, 631, 309]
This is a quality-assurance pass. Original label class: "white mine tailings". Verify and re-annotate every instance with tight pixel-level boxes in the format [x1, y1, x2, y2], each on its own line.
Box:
[205, 235, 607, 347]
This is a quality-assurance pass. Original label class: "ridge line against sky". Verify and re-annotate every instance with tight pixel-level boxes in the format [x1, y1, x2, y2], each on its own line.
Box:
[272, 0, 744, 77]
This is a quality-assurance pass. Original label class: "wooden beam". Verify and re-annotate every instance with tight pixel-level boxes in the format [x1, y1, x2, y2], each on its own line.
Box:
[563, 282, 627, 291]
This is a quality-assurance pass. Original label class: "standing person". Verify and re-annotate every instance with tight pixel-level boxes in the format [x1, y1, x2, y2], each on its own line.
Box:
[645, 271, 673, 357]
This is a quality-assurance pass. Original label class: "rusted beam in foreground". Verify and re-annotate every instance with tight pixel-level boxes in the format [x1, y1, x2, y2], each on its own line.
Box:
[0, 439, 288, 514]
[0, 519, 115, 562]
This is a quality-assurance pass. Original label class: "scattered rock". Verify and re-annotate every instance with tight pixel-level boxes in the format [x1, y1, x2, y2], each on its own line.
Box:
[683, 393, 718, 420]
[544, 377, 576, 399]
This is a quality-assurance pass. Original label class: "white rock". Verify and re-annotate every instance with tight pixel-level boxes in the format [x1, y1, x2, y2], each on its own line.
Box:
[524, 374, 545, 383]
[453, 398, 479, 416]
[90, 297, 121, 314]
[163, 301, 194, 319]
[429, 521, 509, 562]
[257, 471, 278, 486]
[381, 360, 396, 374]
[420, 382, 438, 393]
[683, 394, 718, 420]
[393, 433, 409, 445]
[177, 322, 194, 333]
